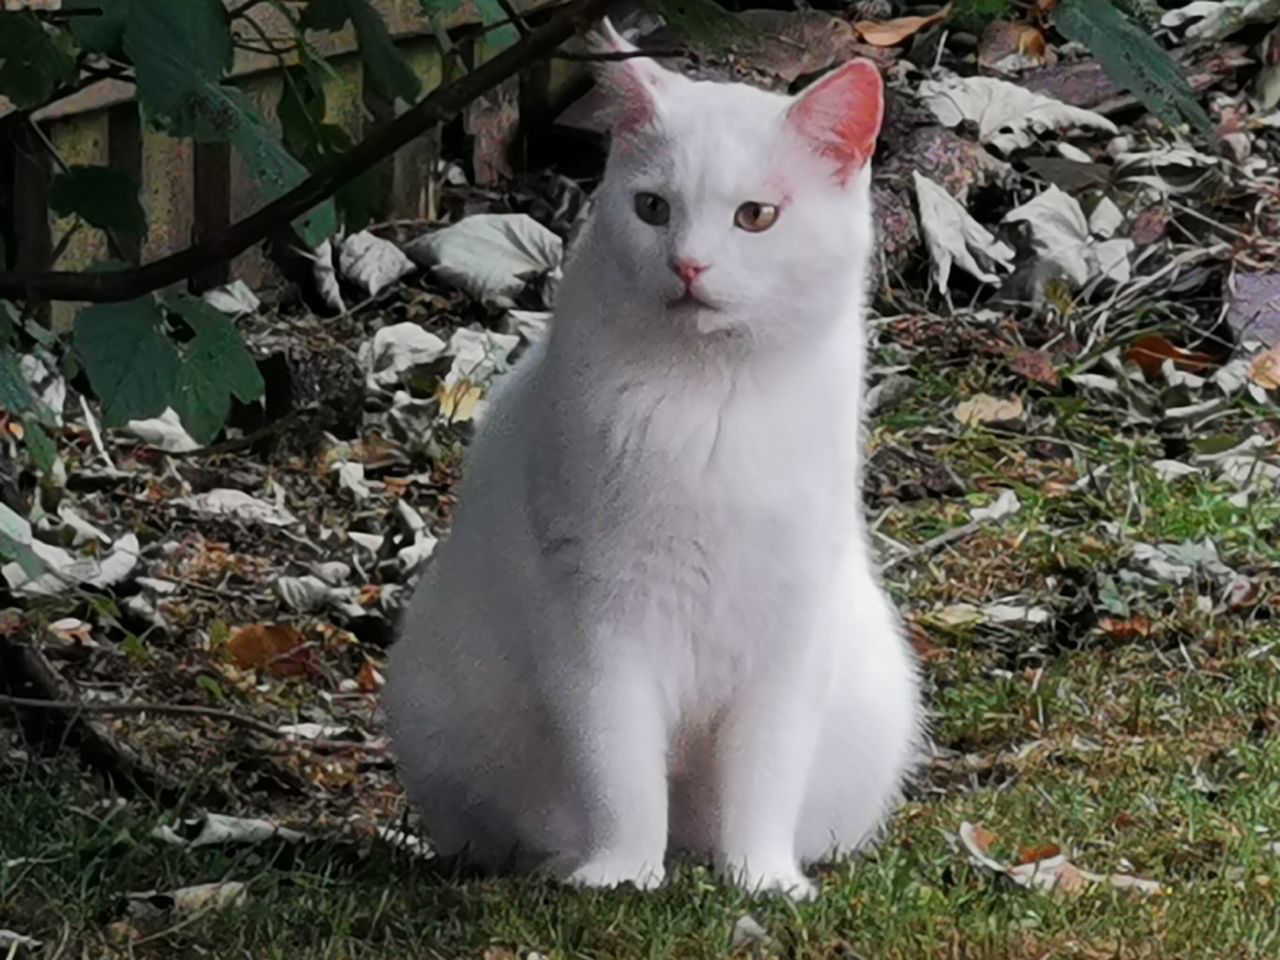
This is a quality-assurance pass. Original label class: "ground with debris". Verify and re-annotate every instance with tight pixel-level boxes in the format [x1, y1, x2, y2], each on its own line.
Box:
[4, 3, 1280, 958]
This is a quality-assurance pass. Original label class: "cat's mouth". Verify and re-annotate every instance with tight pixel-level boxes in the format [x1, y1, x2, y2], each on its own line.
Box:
[667, 291, 719, 312]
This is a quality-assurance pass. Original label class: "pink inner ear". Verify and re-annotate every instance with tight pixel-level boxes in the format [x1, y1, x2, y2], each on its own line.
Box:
[601, 69, 659, 134]
[589, 18, 663, 135]
[786, 60, 884, 184]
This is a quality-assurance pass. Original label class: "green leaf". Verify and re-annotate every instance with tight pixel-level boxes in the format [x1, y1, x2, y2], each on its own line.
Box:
[474, 0, 519, 50]
[1055, 0, 1213, 137]
[73, 298, 179, 426]
[418, 0, 463, 17]
[279, 62, 382, 231]
[50, 166, 149, 239]
[302, 0, 422, 105]
[0, 502, 42, 580]
[65, 0, 130, 57]
[224, 88, 340, 246]
[120, 0, 336, 245]
[0, 345, 50, 423]
[125, 0, 232, 100]
[0, 13, 79, 109]
[166, 294, 265, 444]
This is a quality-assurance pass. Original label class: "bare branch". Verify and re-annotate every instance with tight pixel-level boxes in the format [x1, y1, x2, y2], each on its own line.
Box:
[0, 694, 387, 752]
[553, 48, 688, 62]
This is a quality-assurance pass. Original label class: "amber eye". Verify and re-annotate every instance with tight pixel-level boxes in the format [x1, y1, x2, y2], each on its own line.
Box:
[634, 192, 670, 226]
[735, 201, 779, 232]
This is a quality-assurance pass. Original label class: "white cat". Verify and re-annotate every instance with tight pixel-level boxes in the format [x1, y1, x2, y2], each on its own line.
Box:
[384, 19, 922, 901]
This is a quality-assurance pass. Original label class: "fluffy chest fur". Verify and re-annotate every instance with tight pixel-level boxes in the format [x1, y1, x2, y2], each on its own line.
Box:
[524, 329, 862, 715]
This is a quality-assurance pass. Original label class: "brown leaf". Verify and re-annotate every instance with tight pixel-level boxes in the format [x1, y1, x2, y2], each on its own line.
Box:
[1125, 335, 1218, 379]
[953, 393, 1025, 425]
[357, 658, 386, 693]
[1007, 346, 1061, 387]
[907, 622, 948, 663]
[1249, 344, 1280, 390]
[855, 1, 952, 46]
[968, 823, 1000, 856]
[227, 624, 315, 679]
[1131, 207, 1171, 246]
[1098, 616, 1153, 640]
[978, 22, 1049, 71]
[1018, 843, 1063, 864]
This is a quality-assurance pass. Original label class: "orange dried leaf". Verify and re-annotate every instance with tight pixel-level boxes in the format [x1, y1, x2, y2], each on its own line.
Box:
[1125, 335, 1217, 379]
[227, 624, 315, 679]
[979, 22, 1048, 69]
[1098, 616, 1153, 640]
[969, 823, 1000, 855]
[357, 658, 386, 693]
[907, 622, 947, 663]
[1017, 842, 1063, 864]
[855, 0, 952, 46]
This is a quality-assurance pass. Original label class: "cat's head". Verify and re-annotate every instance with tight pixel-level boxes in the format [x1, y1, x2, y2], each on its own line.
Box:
[582, 19, 882, 348]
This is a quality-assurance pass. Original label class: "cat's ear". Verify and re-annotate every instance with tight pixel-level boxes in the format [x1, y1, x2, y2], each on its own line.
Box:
[785, 59, 883, 184]
[585, 17, 671, 135]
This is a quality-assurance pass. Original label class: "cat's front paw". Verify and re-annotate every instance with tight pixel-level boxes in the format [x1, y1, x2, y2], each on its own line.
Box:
[725, 863, 817, 902]
[565, 855, 665, 891]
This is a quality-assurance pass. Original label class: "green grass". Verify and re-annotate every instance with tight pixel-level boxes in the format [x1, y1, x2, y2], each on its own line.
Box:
[5, 632, 1279, 958]
[5, 348, 1280, 958]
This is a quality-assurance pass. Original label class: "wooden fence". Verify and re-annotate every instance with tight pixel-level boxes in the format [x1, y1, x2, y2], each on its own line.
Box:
[0, 0, 583, 323]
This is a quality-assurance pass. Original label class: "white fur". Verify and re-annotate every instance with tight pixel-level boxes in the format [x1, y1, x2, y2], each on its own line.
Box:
[384, 27, 922, 901]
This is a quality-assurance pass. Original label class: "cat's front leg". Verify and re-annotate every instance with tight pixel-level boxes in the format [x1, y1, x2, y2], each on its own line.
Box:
[552, 646, 670, 891]
[712, 647, 828, 901]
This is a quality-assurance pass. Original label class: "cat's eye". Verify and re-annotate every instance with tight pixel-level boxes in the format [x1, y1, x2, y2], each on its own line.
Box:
[634, 192, 670, 226]
[734, 202, 779, 233]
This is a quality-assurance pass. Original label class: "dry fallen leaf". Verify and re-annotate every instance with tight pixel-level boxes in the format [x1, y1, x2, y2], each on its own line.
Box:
[855, 1, 952, 46]
[1098, 616, 1154, 640]
[959, 822, 1162, 896]
[436, 378, 485, 423]
[966, 822, 1001, 856]
[1249, 344, 1280, 390]
[978, 21, 1050, 71]
[227, 624, 315, 679]
[1125, 335, 1218, 379]
[357, 658, 387, 692]
[953, 393, 1025, 425]
[127, 881, 248, 922]
[906, 621, 948, 663]
[1006, 346, 1061, 387]
[1018, 843, 1064, 864]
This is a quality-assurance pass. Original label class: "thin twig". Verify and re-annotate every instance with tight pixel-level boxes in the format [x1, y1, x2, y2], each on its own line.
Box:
[554, 47, 687, 62]
[0, 694, 389, 753]
[494, 0, 531, 36]
[0, 694, 284, 738]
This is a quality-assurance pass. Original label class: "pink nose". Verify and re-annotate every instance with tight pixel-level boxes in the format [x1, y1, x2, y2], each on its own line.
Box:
[671, 257, 708, 288]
